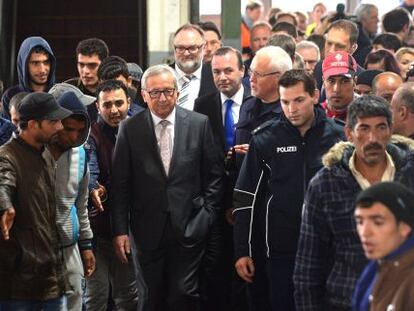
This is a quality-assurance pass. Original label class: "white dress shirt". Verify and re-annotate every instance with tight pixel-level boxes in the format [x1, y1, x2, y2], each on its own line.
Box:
[175, 64, 203, 111]
[220, 85, 244, 125]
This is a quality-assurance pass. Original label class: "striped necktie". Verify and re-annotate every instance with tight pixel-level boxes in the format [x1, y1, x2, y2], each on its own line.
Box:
[178, 75, 193, 107]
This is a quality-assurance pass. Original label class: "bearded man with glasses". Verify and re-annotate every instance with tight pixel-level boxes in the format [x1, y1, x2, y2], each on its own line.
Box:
[172, 24, 217, 111]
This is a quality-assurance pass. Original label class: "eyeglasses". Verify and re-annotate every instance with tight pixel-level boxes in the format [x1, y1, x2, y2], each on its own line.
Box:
[248, 69, 280, 79]
[145, 88, 176, 99]
[174, 45, 204, 54]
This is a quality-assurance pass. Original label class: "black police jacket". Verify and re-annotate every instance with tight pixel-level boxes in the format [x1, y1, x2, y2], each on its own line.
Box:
[233, 107, 345, 259]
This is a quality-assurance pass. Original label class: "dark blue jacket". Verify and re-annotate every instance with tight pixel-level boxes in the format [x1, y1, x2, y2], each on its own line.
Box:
[233, 108, 345, 260]
[1, 37, 56, 119]
[294, 138, 414, 311]
[0, 118, 15, 146]
[234, 97, 282, 171]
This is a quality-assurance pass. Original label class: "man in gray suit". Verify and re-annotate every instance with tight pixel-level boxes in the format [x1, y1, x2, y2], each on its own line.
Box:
[110, 65, 224, 311]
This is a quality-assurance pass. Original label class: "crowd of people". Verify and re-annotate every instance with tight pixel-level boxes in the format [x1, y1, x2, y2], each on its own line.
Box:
[2, 0, 414, 311]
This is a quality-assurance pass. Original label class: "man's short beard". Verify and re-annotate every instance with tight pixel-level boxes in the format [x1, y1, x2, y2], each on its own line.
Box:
[177, 59, 202, 73]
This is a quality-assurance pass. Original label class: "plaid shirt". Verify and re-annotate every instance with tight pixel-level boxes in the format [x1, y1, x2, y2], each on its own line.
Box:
[294, 141, 414, 311]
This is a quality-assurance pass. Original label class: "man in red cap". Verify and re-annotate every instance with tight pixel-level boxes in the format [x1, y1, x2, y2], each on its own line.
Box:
[321, 50, 358, 122]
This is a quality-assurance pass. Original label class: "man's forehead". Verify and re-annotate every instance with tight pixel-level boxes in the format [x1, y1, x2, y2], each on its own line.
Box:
[99, 88, 128, 100]
[77, 53, 101, 62]
[174, 29, 204, 43]
[212, 53, 238, 66]
[326, 29, 351, 41]
[355, 115, 389, 125]
[29, 50, 49, 60]
[326, 74, 353, 81]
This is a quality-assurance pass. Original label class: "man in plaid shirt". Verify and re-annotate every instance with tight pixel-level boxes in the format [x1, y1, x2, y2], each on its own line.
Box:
[294, 95, 414, 310]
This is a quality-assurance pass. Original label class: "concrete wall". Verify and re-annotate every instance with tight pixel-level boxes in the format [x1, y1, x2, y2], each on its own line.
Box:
[147, 0, 190, 65]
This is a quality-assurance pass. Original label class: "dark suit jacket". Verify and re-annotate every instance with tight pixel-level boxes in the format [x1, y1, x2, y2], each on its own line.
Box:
[110, 107, 224, 251]
[171, 62, 217, 97]
[193, 87, 252, 153]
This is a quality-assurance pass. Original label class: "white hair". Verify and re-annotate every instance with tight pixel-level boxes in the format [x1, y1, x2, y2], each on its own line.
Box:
[354, 4, 377, 22]
[296, 40, 321, 61]
[254, 46, 293, 73]
[141, 65, 178, 90]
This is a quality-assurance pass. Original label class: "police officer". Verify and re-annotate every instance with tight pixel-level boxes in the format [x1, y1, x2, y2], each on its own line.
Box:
[233, 69, 345, 311]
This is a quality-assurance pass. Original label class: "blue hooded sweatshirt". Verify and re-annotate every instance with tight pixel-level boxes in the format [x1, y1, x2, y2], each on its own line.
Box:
[1, 36, 56, 119]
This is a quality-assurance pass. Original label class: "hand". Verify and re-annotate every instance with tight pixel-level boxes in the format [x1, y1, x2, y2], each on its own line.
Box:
[0, 207, 16, 240]
[113, 235, 131, 264]
[226, 147, 234, 160]
[233, 144, 249, 155]
[225, 208, 235, 225]
[235, 256, 255, 283]
[90, 182, 106, 212]
[81, 249, 96, 277]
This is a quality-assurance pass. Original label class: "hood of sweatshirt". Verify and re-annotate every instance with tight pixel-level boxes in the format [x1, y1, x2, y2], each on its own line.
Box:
[57, 91, 90, 146]
[17, 36, 56, 91]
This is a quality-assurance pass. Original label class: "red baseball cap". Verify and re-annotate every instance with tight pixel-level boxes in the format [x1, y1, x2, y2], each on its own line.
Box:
[322, 51, 357, 79]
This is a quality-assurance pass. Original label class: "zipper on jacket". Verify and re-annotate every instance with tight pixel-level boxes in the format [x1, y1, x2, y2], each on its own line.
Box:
[266, 194, 273, 258]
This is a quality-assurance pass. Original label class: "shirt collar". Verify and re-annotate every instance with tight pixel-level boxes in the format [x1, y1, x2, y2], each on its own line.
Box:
[349, 150, 395, 189]
[220, 85, 244, 106]
[150, 107, 176, 127]
[175, 63, 203, 81]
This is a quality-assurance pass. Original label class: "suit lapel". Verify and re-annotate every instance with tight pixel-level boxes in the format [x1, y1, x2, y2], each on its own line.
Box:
[169, 106, 189, 177]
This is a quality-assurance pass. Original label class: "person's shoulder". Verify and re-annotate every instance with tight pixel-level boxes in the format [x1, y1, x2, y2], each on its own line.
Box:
[324, 116, 346, 132]
[251, 118, 280, 137]
[183, 107, 209, 123]
[194, 91, 220, 107]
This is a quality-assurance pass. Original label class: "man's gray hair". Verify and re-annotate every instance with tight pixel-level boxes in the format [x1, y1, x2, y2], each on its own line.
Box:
[354, 4, 377, 22]
[296, 40, 321, 61]
[393, 82, 414, 113]
[254, 46, 293, 73]
[141, 65, 178, 90]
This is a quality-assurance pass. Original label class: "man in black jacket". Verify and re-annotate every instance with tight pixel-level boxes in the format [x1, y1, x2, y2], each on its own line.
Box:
[0, 93, 72, 309]
[233, 70, 345, 311]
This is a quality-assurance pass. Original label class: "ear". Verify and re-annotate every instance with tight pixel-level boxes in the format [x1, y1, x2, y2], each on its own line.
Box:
[345, 126, 353, 142]
[400, 105, 409, 120]
[27, 119, 37, 130]
[351, 43, 358, 55]
[95, 101, 100, 113]
[127, 77, 133, 87]
[399, 222, 412, 239]
[312, 89, 320, 105]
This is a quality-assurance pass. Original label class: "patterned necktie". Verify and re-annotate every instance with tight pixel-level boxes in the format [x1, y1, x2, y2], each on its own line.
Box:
[224, 99, 235, 151]
[178, 75, 193, 107]
[159, 120, 171, 175]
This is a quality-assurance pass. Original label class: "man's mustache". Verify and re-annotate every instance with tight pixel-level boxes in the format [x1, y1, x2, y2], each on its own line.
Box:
[364, 143, 383, 152]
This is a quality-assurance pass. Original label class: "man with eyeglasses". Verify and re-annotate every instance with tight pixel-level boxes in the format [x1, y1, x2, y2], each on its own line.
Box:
[111, 65, 224, 311]
[197, 21, 223, 63]
[321, 51, 358, 122]
[172, 24, 216, 111]
[296, 41, 320, 75]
